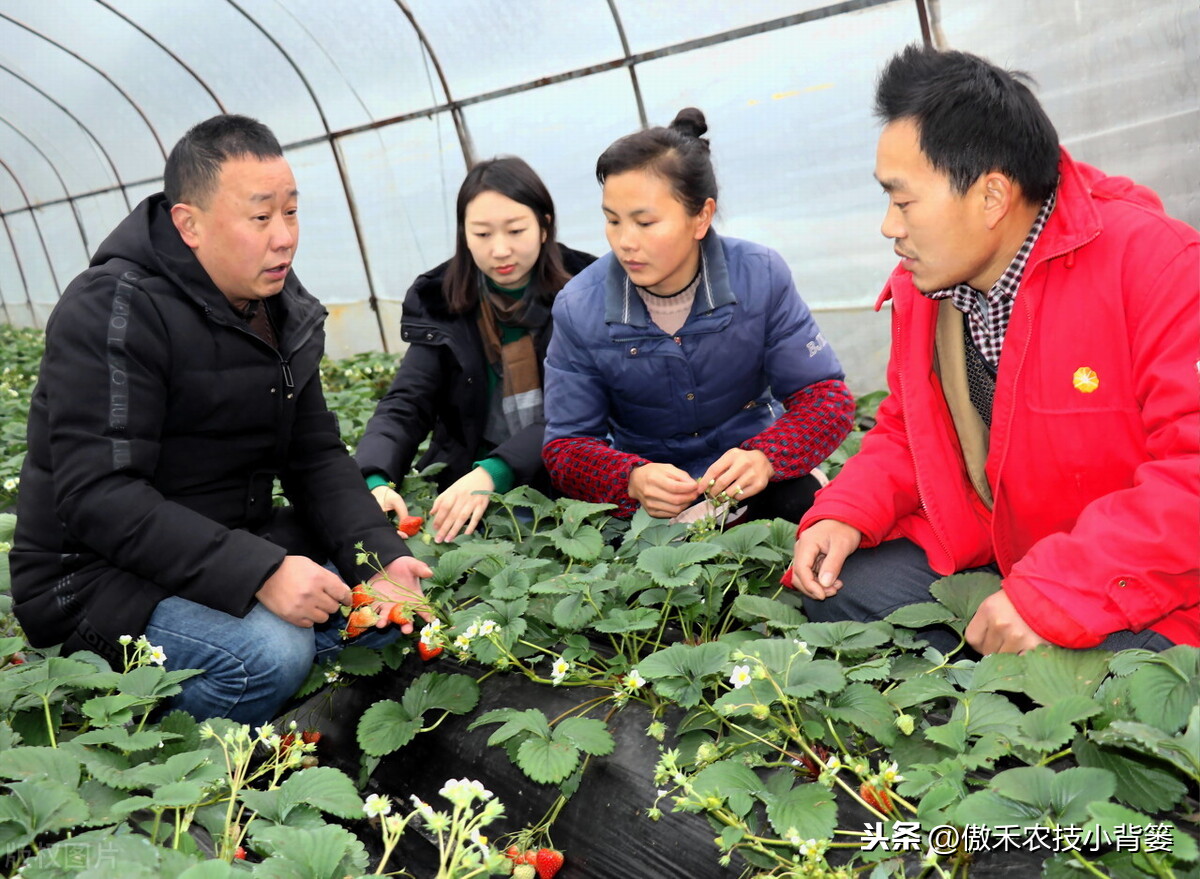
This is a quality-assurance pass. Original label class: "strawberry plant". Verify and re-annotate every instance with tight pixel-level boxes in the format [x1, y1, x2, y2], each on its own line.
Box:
[0, 329, 1195, 877]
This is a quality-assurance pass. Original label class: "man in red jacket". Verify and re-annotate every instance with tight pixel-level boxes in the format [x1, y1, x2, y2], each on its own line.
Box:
[787, 45, 1199, 654]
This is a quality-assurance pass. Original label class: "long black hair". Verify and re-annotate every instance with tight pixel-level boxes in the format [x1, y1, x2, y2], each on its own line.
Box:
[595, 107, 717, 215]
[442, 156, 570, 314]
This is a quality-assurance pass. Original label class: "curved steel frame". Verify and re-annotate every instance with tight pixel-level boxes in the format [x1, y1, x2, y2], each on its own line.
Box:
[0, 0, 927, 332]
[0, 155, 61, 325]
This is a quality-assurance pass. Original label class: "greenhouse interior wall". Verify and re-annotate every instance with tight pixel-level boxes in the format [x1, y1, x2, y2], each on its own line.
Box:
[0, 0, 1196, 395]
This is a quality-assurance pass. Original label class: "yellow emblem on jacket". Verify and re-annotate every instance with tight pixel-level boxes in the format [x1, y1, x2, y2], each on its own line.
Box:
[1072, 366, 1099, 393]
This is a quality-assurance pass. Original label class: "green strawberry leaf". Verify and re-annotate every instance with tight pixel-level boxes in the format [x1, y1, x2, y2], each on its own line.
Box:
[553, 717, 614, 756]
[796, 620, 893, 652]
[885, 602, 957, 629]
[401, 672, 480, 717]
[332, 646, 384, 677]
[486, 566, 531, 600]
[690, 761, 765, 817]
[546, 524, 604, 561]
[557, 499, 618, 525]
[1126, 648, 1200, 732]
[1015, 694, 1103, 752]
[886, 674, 956, 709]
[0, 746, 82, 788]
[150, 780, 205, 809]
[551, 591, 599, 629]
[637, 544, 722, 589]
[251, 823, 368, 878]
[356, 700, 420, 757]
[928, 571, 1002, 626]
[2, 778, 91, 838]
[763, 783, 838, 841]
[1088, 709, 1200, 779]
[592, 607, 659, 633]
[1022, 646, 1111, 706]
[966, 652, 1027, 693]
[822, 682, 897, 746]
[276, 766, 363, 820]
[730, 595, 807, 629]
[470, 708, 552, 744]
[516, 736, 580, 784]
[1072, 732, 1188, 812]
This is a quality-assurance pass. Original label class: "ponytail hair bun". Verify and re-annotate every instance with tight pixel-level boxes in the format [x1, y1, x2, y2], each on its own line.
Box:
[669, 107, 709, 143]
[596, 106, 718, 216]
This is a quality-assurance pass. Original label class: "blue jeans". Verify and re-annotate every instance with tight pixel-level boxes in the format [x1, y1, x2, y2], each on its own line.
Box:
[145, 596, 401, 726]
[800, 538, 1174, 654]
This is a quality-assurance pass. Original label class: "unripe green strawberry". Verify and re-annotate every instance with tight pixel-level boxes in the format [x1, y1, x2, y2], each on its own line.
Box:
[512, 865, 536, 879]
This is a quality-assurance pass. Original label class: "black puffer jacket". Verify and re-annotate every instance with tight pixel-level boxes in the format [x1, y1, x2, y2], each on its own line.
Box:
[356, 245, 595, 492]
[11, 195, 408, 661]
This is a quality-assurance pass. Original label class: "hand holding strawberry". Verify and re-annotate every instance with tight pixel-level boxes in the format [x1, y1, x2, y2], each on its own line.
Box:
[364, 556, 434, 634]
[397, 515, 423, 538]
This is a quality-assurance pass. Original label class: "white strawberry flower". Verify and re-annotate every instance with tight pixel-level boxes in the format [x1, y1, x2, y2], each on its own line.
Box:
[363, 793, 392, 818]
[550, 658, 571, 685]
[729, 665, 752, 689]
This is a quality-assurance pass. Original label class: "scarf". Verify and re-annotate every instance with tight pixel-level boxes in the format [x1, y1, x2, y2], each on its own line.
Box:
[476, 275, 550, 443]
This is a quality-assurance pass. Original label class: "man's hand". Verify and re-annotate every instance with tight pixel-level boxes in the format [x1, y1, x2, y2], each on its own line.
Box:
[791, 520, 862, 600]
[366, 555, 434, 635]
[257, 555, 351, 627]
[370, 484, 409, 518]
[430, 466, 494, 543]
[700, 448, 774, 503]
[966, 590, 1050, 654]
[628, 462, 700, 518]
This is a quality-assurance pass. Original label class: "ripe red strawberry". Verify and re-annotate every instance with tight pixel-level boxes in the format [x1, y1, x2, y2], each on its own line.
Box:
[344, 624, 366, 639]
[860, 782, 894, 814]
[350, 584, 374, 608]
[534, 848, 563, 879]
[279, 732, 296, 754]
[348, 606, 379, 629]
[234, 846, 246, 860]
[397, 516, 424, 538]
[504, 845, 522, 863]
[301, 729, 321, 745]
[389, 604, 412, 626]
[417, 642, 443, 661]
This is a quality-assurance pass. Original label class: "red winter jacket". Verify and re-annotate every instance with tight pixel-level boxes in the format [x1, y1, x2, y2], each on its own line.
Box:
[788, 148, 1199, 648]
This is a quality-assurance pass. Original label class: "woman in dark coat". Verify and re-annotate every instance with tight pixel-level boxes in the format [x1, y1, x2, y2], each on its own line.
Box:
[357, 157, 594, 542]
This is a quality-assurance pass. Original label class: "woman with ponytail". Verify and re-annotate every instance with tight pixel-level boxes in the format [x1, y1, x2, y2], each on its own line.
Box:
[542, 109, 854, 523]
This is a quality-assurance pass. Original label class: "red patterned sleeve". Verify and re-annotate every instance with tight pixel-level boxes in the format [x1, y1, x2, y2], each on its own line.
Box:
[543, 437, 648, 518]
[740, 379, 855, 481]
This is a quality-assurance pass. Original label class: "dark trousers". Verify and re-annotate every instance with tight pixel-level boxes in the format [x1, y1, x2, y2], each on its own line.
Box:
[740, 473, 823, 524]
[800, 538, 1174, 653]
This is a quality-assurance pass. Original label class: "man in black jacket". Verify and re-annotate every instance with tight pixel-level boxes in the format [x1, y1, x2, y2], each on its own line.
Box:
[10, 115, 430, 725]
